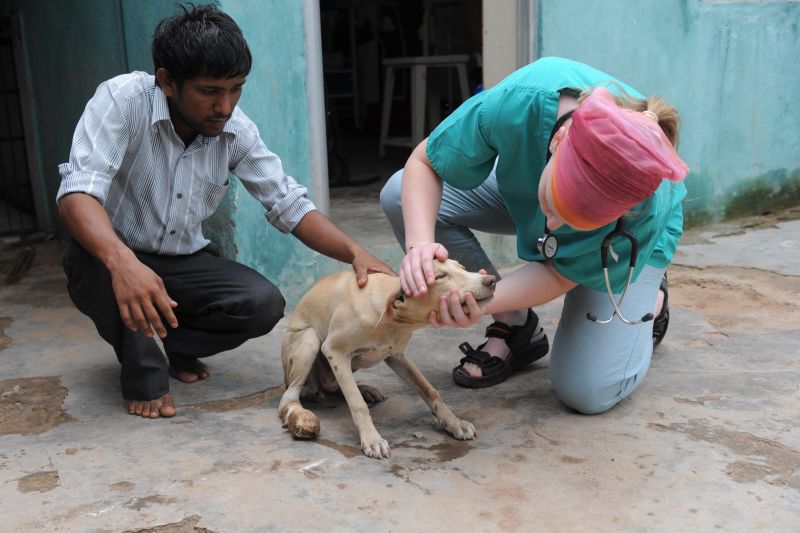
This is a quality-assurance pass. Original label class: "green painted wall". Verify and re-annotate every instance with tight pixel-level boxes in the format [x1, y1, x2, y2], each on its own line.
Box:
[217, 0, 336, 307]
[537, 0, 800, 225]
[3, 0, 127, 231]
[9, 0, 333, 306]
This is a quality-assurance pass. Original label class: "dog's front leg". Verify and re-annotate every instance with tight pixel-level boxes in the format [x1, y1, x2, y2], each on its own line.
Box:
[384, 354, 476, 440]
[322, 345, 390, 459]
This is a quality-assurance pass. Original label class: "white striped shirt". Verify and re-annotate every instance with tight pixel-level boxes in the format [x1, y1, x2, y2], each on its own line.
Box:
[57, 71, 316, 255]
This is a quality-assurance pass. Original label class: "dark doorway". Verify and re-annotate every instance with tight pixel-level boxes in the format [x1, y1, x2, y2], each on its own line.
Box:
[319, 1, 483, 193]
[0, 15, 36, 236]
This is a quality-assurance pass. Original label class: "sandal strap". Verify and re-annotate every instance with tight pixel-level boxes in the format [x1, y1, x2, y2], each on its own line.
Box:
[483, 309, 541, 354]
[485, 323, 512, 339]
[458, 342, 504, 370]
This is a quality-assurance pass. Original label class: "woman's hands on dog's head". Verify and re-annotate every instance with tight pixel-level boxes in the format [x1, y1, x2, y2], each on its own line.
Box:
[400, 242, 449, 296]
[400, 242, 486, 328]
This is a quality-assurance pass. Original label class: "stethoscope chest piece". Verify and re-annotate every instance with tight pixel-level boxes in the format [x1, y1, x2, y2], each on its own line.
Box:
[537, 231, 558, 260]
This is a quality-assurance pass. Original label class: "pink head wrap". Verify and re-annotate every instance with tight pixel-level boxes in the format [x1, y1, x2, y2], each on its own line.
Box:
[550, 87, 689, 230]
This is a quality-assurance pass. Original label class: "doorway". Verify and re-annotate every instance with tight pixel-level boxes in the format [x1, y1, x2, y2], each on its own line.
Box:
[318, 0, 483, 214]
[0, 14, 36, 236]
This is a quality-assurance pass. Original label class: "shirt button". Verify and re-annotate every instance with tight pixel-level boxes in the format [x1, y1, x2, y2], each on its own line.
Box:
[176, 193, 183, 199]
[169, 230, 176, 235]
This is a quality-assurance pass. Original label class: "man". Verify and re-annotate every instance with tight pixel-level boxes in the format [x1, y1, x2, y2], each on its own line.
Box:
[57, 4, 394, 419]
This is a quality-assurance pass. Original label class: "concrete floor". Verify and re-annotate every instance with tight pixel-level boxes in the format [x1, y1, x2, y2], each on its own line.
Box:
[1, 195, 799, 532]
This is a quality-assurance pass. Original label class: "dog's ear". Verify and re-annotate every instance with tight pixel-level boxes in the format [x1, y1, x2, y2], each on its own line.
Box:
[384, 289, 406, 320]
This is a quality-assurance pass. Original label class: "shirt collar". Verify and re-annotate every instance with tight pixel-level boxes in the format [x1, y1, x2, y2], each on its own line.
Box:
[151, 83, 238, 139]
[151, 84, 172, 126]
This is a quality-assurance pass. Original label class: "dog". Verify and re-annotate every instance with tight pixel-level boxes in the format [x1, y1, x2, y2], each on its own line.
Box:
[278, 259, 496, 459]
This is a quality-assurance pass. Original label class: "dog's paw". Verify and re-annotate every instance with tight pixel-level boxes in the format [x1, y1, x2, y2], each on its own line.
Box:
[435, 416, 477, 440]
[287, 409, 320, 439]
[361, 437, 391, 459]
[358, 384, 386, 404]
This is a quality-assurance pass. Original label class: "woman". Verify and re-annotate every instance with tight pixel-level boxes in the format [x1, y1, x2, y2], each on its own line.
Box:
[380, 57, 688, 414]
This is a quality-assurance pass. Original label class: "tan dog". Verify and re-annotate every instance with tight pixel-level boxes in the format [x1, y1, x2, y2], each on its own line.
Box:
[278, 259, 496, 459]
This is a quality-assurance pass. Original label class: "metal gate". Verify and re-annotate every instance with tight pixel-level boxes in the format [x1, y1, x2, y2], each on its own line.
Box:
[0, 15, 36, 236]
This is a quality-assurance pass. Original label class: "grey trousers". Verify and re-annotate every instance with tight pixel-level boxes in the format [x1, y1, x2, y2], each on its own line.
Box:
[63, 240, 285, 401]
[380, 168, 664, 414]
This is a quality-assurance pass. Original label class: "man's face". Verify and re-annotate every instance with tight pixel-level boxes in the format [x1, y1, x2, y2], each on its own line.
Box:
[158, 69, 246, 138]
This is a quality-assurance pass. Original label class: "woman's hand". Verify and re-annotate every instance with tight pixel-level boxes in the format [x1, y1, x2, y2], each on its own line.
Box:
[429, 289, 483, 329]
[400, 242, 449, 296]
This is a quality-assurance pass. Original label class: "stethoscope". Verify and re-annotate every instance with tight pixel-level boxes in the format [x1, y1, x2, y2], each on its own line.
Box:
[537, 218, 654, 325]
[539, 103, 653, 325]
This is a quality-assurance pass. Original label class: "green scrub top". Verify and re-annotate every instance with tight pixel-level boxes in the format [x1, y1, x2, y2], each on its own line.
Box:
[426, 56, 687, 292]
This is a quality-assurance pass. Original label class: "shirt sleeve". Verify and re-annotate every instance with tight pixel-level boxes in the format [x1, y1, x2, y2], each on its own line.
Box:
[426, 85, 554, 192]
[56, 80, 134, 205]
[230, 119, 317, 234]
[425, 90, 499, 190]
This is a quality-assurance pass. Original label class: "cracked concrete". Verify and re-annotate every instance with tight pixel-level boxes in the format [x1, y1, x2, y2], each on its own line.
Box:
[0, 205, 799, 531]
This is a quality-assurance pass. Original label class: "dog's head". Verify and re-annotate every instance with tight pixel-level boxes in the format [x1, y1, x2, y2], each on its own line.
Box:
[387, 259, 496, 326]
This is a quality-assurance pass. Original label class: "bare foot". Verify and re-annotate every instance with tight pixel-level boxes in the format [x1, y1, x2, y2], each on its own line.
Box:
[127, 393, 176, 419]
[169, 359, 211, 383]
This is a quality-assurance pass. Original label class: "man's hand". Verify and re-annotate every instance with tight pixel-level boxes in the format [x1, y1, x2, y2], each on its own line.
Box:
[108, 254, 178, 338]
[291, 210, 396, 287]
[352, 247, 396, 288]
[400, 242, 448, 296]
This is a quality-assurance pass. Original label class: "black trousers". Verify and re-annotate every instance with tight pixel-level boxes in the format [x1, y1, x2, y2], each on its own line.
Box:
[63, 240, 285, 400]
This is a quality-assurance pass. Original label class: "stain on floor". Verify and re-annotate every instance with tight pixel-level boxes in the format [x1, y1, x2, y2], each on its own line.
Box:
[124, 494, 179, 511]
[669, 265, 800, 333]
[110, 481, 135, 492]
[649, 419, 800, 489]
[313, 438, 362, 458]
[17, 470, 59, 493]
[184, 384, 284, 412]
[0, 376, 75, 436]
[124, 515, 215, 533]
[0, 317, 12, 351]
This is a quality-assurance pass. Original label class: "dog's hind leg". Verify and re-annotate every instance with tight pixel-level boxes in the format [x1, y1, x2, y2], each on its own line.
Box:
[279, 328, 322, 439]
[384, 354, 476, 440]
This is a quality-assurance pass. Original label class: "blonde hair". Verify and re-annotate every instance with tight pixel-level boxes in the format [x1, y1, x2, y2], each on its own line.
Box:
[578, 84, 681, 147]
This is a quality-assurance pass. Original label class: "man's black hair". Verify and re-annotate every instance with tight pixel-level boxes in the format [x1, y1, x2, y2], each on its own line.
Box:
[152, 3, 252, 87]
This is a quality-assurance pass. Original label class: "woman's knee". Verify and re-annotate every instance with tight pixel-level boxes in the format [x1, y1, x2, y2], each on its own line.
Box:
[550, 370, 625, 415]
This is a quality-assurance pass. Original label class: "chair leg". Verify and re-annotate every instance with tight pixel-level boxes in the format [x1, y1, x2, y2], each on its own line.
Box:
[410, 64, 427, 148]
[456, 63, 470, 101]
[379, 66, 396, 158]
[426, 70, 441, 132]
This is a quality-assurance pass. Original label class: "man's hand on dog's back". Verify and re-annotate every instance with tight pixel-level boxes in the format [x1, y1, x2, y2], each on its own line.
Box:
[351, 247, 396, 288]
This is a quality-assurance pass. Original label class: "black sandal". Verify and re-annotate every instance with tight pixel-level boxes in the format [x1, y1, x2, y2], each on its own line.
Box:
[452, 309, 549, 388]
[653, 274, 670, 348]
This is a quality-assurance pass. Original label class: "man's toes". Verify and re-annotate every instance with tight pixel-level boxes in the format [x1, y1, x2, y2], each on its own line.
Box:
[158, 394, 177, 418]
[170, 361, 211, 383]
[171, 368, 199, 383]
[196, 362, 211, 379]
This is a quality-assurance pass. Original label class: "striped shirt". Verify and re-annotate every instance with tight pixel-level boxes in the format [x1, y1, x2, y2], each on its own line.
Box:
[57, 71, 316, 255]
